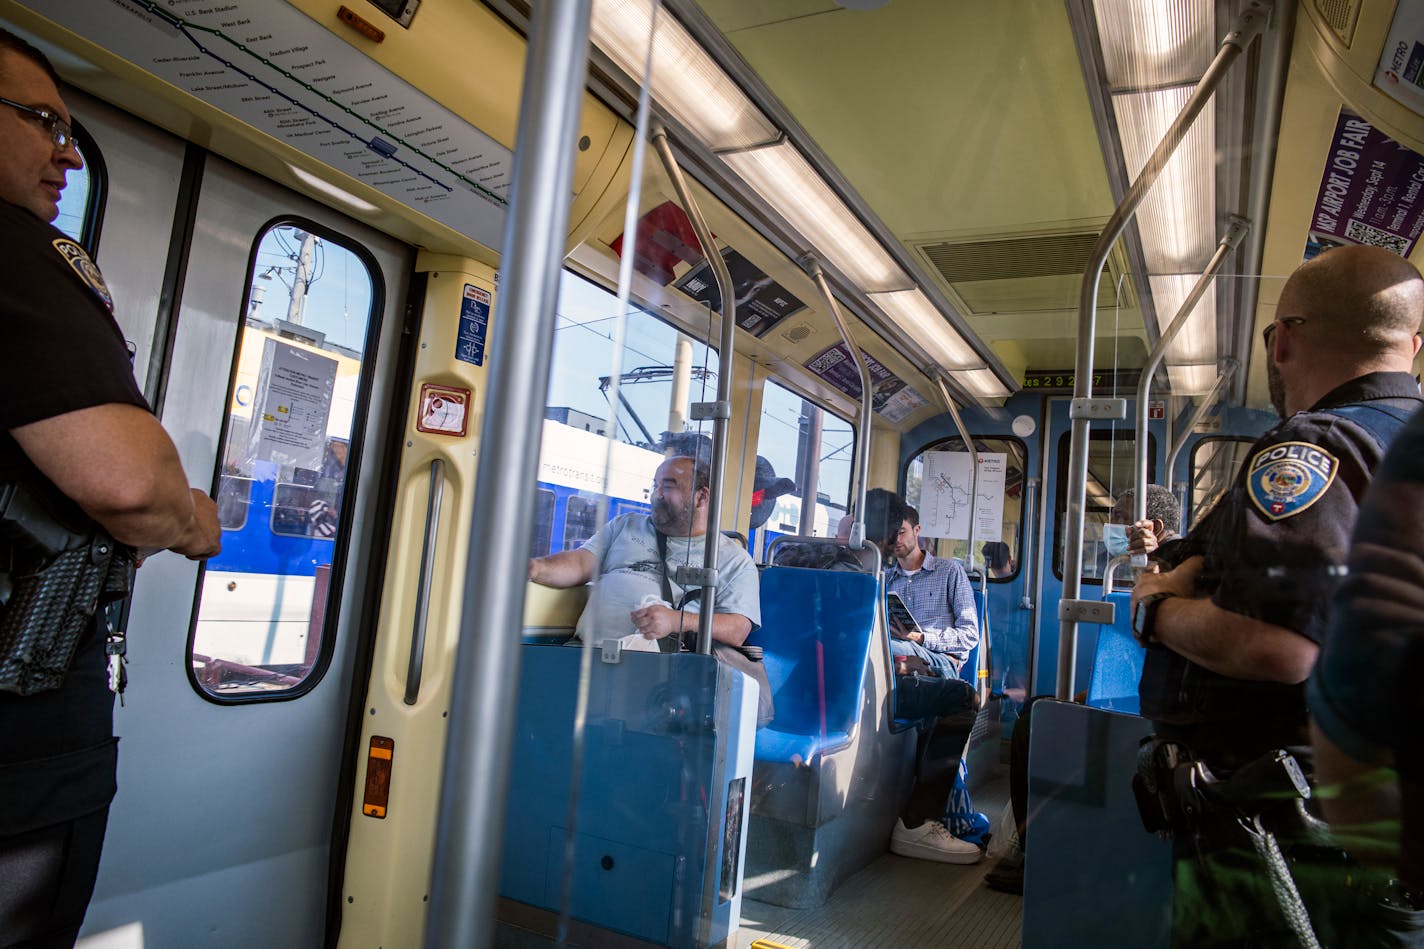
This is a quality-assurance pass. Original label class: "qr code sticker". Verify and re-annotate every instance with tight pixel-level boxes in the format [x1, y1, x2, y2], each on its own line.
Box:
[1345, 219, 1410, 256]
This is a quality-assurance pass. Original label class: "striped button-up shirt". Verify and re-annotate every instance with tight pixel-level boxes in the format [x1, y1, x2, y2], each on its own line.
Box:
[885, 551, 979, 661]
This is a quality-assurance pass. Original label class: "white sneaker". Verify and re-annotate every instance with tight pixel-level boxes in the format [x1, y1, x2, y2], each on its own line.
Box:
[890, 818, 983, 864]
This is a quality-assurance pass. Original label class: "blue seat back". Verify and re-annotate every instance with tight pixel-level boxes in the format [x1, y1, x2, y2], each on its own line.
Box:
[1085, 591, 1142, 714]
[956, 585, 988, 686]
[749, 566, 878, 760]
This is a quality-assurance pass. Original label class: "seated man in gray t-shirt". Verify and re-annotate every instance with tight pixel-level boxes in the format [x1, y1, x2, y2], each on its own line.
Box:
[529, 455, 761, 654]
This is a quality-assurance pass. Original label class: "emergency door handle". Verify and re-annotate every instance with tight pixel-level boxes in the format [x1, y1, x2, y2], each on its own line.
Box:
[404, 459, 445, 705]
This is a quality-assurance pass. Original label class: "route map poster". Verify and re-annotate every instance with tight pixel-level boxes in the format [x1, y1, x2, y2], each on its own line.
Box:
[804, 341, 928, 423]
[29, 0, 514, 249]
[914, 451, 1006, 546]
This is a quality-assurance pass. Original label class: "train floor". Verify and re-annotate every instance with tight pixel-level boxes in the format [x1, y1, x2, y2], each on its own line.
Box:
[737, 774, 1021, 949]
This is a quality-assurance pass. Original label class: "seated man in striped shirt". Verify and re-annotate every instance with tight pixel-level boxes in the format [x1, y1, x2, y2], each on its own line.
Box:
[883, 502, 980, 678]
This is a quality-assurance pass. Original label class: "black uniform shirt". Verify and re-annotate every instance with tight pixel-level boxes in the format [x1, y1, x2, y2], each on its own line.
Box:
[0, 199, 148, 835]
[1309, 404, 1424, 780]
[1141, 371, 1422, 762]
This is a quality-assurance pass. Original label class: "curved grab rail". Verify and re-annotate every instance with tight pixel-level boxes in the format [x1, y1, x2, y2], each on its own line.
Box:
[803, 256, 874, 547]
[1101, 554, 1135, 598]
[933, 375, 989, 705]
[1057, 5, 1267, 700]
[1164, 359, 1238, 525]
[404, 458, 446, 706]
[1130, 221, 1248, 567]
[651, 125, 735, 657]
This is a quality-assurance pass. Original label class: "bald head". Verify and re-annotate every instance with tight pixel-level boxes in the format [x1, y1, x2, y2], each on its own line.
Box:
[1279, 245, 1424, 353]
[1267, 245, 1424, 415]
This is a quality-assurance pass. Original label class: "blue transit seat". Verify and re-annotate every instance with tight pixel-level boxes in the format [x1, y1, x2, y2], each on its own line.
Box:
[956, 584, 987, 687]
[1086, 591, 1142, 714]
[748, 566, 879, 763]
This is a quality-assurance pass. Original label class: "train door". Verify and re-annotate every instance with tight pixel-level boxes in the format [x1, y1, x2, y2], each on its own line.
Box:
[69, 96, 413, 946]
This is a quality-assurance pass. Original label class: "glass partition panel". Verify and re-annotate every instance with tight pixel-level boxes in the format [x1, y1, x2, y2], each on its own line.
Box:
[531, 269, 721, 560]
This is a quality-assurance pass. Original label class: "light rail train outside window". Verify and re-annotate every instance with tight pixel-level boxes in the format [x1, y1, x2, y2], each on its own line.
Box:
[188, 221, 377, 699]
[532, 269, 721, 559]
[904, 436, 1027, 579]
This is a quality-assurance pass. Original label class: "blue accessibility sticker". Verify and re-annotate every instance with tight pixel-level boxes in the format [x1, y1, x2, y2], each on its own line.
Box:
[1246, 441, 1338, 521]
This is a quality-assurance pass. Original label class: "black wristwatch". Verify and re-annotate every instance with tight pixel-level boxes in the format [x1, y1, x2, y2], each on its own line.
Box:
[1132, 592, 1176, 645]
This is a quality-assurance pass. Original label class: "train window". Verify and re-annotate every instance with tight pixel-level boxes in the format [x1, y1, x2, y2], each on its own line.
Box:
[563, 496, 600, 550]
[529, 489, 555, 561]
[751, 380, 852, 559]
[190, 222, 376, 700]
[1051, 429, 1156, 584]
[904, 436, 1027, 580]
[215, 476, 253, 531]
[531, 269, 718, 559]
[52, 125, 105, 251]
[1189, 436, 1254, 529]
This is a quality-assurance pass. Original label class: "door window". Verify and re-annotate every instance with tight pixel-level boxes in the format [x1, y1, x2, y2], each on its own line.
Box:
[52, 124, 104, 250]
[189, 221, 378, 699]
[905, 436, 1027, 579]
[1052, 430, 1156, 583]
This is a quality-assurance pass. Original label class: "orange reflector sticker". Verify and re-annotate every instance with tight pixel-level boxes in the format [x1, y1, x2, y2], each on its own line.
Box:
[337, 6, 386, 43]
[362, 736, 394, 819]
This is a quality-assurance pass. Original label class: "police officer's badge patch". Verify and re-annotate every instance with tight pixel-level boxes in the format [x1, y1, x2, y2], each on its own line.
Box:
[1247, 441, 1338, 521]
[52, 238, 114, 313]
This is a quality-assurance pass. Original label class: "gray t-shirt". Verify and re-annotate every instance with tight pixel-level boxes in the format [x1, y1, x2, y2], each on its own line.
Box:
[576, 512, 761, 651]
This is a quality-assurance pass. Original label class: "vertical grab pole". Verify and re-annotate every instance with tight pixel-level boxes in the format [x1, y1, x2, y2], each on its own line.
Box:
[934, 376, 989, 705]
[651, 126, 734, 656]
[803, 256, 873, 546]
[1056, 6, 1267, 700]
[424, 1, 591, 945]
[1166, 360, 1237, 526]
[1130, 220, 1248, 564]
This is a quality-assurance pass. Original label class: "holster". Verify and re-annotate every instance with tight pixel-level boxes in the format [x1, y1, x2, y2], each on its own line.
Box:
[1133, 737, 1313, 838]
[0, 478, 134, 696]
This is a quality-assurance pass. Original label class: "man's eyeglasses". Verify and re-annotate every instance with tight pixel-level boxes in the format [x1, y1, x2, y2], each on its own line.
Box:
[1262, 316, 1306, 347]
[0, 97, 76, 152]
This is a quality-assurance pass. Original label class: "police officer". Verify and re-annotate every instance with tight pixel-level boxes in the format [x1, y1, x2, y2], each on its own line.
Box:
[0, 30, 221, 946]
[1131, 243, 1424, 945]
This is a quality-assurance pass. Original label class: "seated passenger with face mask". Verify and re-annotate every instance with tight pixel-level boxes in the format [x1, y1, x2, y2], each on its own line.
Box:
[1100, 484, 1182, 585]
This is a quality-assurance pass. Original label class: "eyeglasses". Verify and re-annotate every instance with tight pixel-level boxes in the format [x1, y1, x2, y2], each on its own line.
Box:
[1262, 316, 1306, 347]
[0, 97, 76, 152]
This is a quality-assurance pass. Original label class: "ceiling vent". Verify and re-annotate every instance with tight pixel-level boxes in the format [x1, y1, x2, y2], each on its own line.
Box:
[911, 231, 1129, 315]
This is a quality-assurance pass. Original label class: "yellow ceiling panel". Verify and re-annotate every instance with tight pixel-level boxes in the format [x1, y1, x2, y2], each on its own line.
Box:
[695, 0, 1115, 237]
